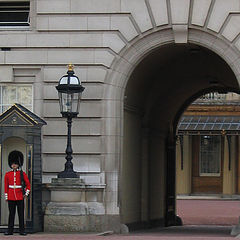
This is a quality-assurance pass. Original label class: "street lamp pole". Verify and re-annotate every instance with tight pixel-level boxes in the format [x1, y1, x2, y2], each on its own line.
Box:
[59, 114, 74, 178]
[56, 64, 85, 178]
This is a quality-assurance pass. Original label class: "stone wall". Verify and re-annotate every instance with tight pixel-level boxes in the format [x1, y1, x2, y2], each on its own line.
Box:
[1, 0, 240, 230]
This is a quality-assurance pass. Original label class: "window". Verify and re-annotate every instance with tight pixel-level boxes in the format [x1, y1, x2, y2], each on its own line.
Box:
[0, 85, 33, 113]
[199, 135, 221, 176]
[0, 1, 30, 27]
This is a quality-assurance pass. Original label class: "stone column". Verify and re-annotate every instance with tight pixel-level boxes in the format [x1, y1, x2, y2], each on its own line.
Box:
[231, 136, 240, 236]
[141, 127, 149, 222]
[176, 135, 192, 195]
[223, 136, 236, 195]
[237, 136, 240, 194]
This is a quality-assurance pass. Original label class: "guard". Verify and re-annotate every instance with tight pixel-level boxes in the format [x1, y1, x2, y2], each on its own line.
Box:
[4, 150, 31, 236]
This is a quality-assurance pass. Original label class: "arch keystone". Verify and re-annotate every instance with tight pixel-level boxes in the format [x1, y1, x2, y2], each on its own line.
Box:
[172, 25, 188, 43]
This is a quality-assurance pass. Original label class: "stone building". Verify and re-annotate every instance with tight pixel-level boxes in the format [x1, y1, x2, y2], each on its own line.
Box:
[177, 92, 240, 196]
[0, 0, 240, 233]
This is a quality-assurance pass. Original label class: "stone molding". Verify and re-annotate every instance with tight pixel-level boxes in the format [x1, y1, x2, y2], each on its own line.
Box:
[106, 28, 240, 99]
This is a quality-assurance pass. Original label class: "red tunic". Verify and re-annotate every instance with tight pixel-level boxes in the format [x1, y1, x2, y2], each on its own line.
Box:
[4, 170, 31, 201]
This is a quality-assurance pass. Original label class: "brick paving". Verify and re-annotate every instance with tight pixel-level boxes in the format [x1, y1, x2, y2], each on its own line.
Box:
[177, 199, 240, 225]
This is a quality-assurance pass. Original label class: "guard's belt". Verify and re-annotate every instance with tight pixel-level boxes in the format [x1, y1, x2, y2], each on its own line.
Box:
[9, 185, 22, 189]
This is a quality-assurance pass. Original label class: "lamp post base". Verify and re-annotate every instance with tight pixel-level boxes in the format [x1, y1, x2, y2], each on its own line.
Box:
[58, 171, 78, 178]
[44, 178, 117, 233]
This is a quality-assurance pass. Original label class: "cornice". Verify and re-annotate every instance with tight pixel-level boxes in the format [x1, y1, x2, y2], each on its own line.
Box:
[185, 105, 240, 116]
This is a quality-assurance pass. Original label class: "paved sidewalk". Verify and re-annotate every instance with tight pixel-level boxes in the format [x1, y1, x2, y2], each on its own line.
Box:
[0, 226, 236, 240]
[0, 199, 239, 239]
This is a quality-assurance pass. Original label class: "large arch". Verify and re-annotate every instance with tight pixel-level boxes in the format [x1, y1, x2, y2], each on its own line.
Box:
[103, 28, 240, 230]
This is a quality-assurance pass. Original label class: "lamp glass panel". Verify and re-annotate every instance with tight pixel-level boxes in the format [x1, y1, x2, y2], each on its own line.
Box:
[59, 92, 80, 113]
[59, 76, 68, 85]
[71, 92, 81, 113]
[61, 93, 73, 113]
[76, 92, 82, 113]
[58, 92, 64, 113]
[69, 76, 79, 85]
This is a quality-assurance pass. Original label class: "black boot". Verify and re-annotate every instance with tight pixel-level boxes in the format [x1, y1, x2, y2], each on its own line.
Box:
[4, 231, 13, 235]
[19, 232, 27, 236]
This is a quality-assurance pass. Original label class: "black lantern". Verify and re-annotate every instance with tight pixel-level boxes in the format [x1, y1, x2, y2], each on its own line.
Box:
[56, 64, 84, 118]
[56, 64, 85, 178]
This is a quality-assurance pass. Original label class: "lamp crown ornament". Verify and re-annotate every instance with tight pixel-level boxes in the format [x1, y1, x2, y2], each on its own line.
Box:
[68, 63, 74, 72]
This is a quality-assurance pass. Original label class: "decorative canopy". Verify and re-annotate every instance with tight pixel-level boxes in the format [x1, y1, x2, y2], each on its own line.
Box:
[0, 103, 46, 127]
[178, 115, 240, 135]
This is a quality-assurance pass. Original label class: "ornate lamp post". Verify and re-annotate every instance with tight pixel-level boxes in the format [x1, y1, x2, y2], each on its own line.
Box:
[56, 64, 85, 178]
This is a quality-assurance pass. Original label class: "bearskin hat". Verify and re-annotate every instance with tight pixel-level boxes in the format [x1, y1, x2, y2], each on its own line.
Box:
[8, 150, 24, 168]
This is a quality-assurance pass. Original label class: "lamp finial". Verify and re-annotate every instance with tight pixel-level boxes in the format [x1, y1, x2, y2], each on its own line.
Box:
[68, 64, 74, 71]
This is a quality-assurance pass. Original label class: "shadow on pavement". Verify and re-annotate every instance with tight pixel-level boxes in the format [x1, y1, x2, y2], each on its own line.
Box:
[132, 225, 232, 237]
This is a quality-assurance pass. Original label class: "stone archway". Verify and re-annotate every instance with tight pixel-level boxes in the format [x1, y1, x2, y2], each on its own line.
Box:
[104, 29, 240, 230]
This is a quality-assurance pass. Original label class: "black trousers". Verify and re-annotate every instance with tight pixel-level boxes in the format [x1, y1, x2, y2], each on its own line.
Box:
[7, 200, 25, 233]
